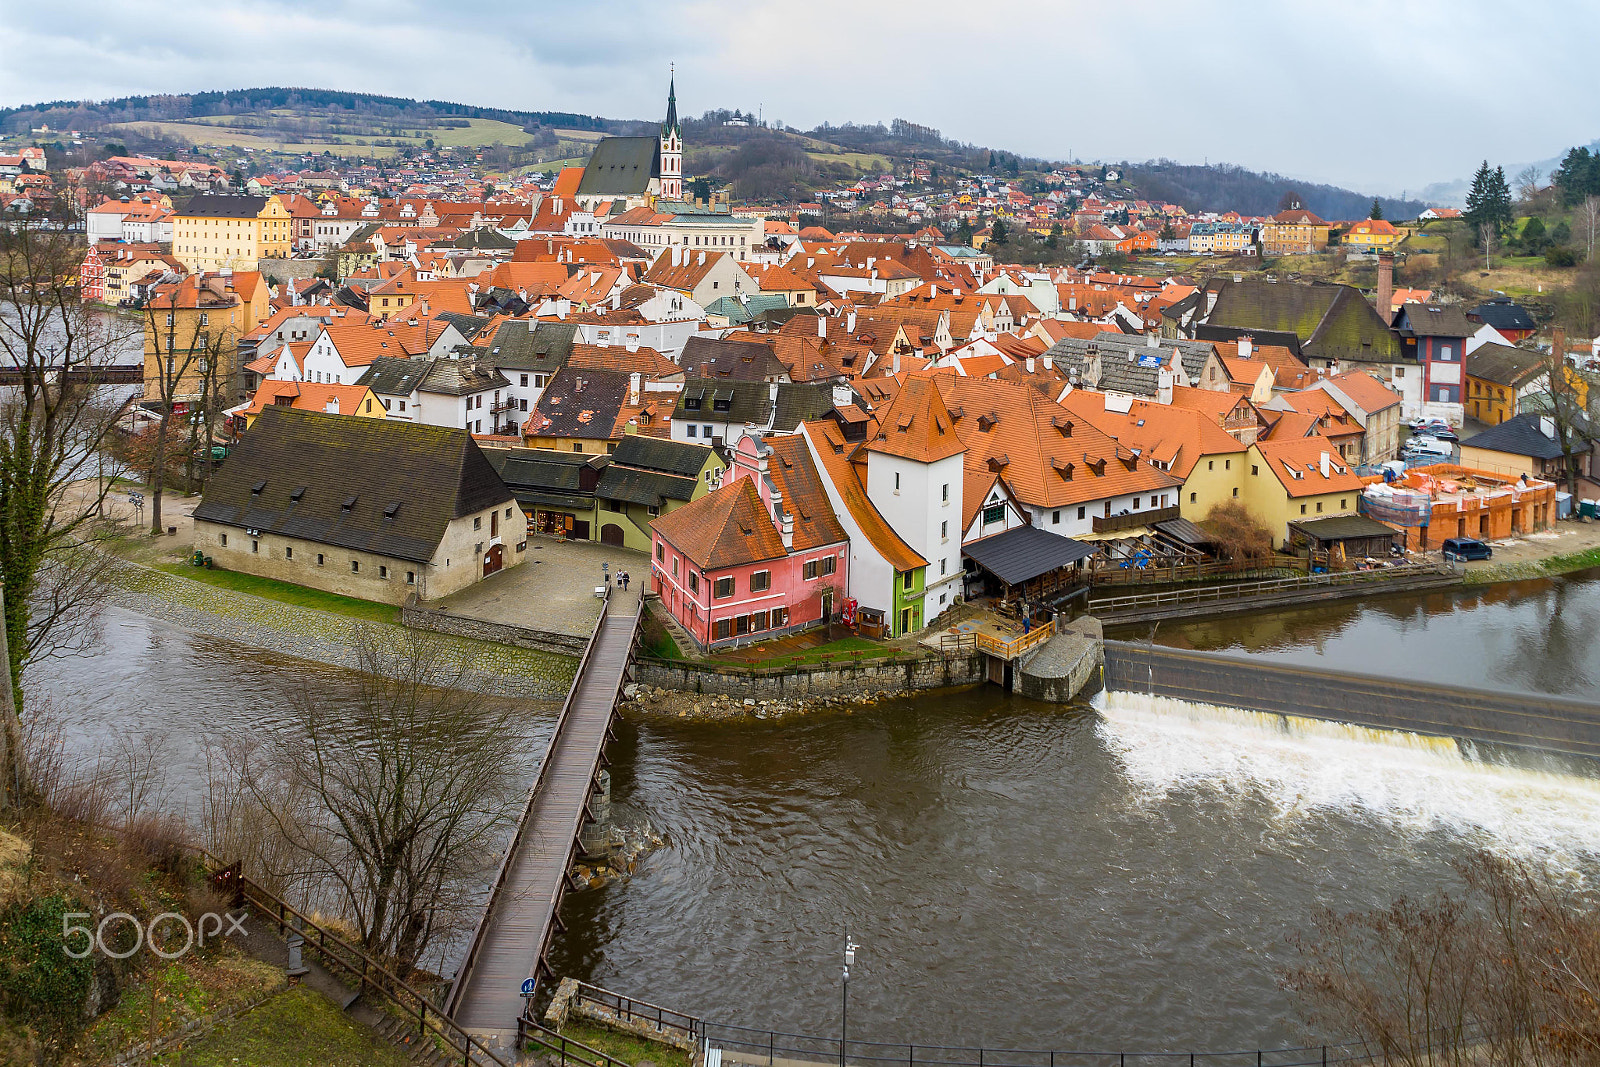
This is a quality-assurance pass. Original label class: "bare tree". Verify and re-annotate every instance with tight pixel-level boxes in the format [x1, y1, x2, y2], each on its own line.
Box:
[232, 627, 518, 977]
[1480, 222, 1500, 270]
[1515, 165, 1544, 202]
[140, 297, 233, 535]
[1581, 196, 1600, 262]
[1282, 851, 1600, 1067]
[0, 215, 138, 808]
[1528, 328, 1599, 497]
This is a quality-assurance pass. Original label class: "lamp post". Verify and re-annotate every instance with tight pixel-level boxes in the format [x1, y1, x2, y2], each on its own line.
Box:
[841, 936, 857, 1067]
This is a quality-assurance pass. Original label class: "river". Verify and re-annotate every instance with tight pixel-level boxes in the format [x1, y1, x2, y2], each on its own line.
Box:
[28, 572, 1600, 1052]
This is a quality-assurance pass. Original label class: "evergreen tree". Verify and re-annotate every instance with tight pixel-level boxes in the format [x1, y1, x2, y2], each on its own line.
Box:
[1370, 198, 1384, 220]
[990, 218, 1010, 244]
[1464, 161, 1514, 235]
[1522, 216, 1547, 252]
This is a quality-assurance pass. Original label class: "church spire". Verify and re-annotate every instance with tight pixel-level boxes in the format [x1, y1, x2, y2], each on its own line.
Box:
[664, 66, 679, 136]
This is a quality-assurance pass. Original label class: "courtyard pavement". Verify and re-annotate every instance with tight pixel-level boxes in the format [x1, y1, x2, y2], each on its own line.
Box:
[434, 534, 650, 637]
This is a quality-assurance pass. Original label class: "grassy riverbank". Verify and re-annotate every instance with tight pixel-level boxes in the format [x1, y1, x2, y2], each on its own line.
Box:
[1463, 544, 1600, 585]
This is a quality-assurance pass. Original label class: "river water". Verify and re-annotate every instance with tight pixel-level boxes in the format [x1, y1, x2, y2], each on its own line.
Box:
[30, 572, 1600, 1052]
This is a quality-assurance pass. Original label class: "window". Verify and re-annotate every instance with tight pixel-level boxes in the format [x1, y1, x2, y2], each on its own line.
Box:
[688, 571, 699, 593]
[894, 472, 901, 491]
[672, 557, 679, 577]
[573, 443, 583, 452]
[285, 546, 293, 560]
[251, 539, 259, 553]
[771, 606, 788, 628]
[406, 571, 415, 584]
[821, 556, 836, 576]
[713, 576, 734, 599]
[983, 503, 1005, 525]
[686, 425, 697, 438]
[352, 560, 361, 572]
[941, 520, 950, 540]
[804, 559, 818, 580]
[902, 570, 914, 590]
[656, 542, 665, 562]
[1077, 506, 1086, 520]
[1190, 492, 1198, 503]
[1341, 498, 1348, 509]
[1252, 465, 1259, 476]
[713, 618, 732, 640]
[474, 516, 482, 530]
[1207, 460, 1214, 471]
[317, 553, 325, 566]
[379, 565, 389, 578]
[750, 570, 771, 592]
[940, 558, 947, 575]
[1225, 459, 1231, 469]
[1232, 487, 1239, 497]
[1316, 502, 1323, 513]
[751, 610, 769, 631]
[520, 399, 528, 411]
[520, 374, 529, 386]
[1300, 504, 1307, 514]
[399, 400, 406, 412]
[1132, 498, 1140, 510]
[942, 483, 950, 502]
[220, 533, 228, 547]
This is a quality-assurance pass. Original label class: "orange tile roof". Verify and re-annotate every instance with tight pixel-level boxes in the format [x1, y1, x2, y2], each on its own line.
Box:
[567, 342, 682, 380]
[1323, 370, 1402, 413]
[1059, 391, 1246, 479]
[243, 380, 375, 418]
[650, 477, 788, 570]
[762, 436, 850, 552]
[803, 421, 926, 572]
[1252, 437, 1365, 497]
[864, 376, 966, 463]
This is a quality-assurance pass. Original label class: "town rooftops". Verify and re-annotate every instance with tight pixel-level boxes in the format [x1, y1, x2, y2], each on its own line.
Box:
[610, 435, 714, 479]
[1252, 436, 1364, 497]
[527, 365, 631, 440]
[1464, 343, 1546, 388]
[176, 193, 269, 218]
[192, 408, 510, 563]
[575, 137, 661, 197]
[483, 320, 580, 371]
[1394, 302, 1475, 339]
[1468, 296, 1537, 334]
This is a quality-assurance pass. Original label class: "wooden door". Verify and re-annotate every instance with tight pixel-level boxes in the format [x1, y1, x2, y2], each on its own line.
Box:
[601, 524, 624, 546]
[483, 543, 504, 577]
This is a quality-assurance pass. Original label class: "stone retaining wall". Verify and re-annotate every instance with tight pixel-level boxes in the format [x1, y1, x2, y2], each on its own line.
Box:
[1018, 616, 1104, 704]
[636, 651, 985, 699]
[401, 600, 589, 657]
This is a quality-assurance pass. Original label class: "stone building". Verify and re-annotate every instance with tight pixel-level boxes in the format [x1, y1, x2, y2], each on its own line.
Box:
[192, 407, 523, 603]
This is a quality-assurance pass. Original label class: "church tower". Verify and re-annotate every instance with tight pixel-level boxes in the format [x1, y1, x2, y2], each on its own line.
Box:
[659, 70, 683, 202]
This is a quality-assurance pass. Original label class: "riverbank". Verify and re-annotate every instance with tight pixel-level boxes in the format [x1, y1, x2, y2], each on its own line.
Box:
[102, 556, 575, 700]
[621, 682, 935, 723]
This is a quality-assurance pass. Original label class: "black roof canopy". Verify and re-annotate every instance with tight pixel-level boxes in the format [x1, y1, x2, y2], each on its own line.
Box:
[963, 526, 1097, 587]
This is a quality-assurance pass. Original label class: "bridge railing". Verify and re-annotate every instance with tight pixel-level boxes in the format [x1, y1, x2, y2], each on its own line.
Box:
[445, 587, 614, 1016]
[973, 619, 1055, 661]
[194, 848, 510, 1067]
[1090, 560, 1455, 613]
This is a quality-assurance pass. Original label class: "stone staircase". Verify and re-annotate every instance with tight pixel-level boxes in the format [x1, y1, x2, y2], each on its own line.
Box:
[368, 1010, 477, 1067]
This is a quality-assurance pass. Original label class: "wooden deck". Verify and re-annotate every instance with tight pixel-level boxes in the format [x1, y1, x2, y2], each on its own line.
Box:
[448, 596, 641, 1041]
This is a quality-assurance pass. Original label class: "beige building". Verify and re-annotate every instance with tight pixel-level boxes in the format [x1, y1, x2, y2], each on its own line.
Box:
[172, 193, 292, 273]
[192, 408, 523, 603]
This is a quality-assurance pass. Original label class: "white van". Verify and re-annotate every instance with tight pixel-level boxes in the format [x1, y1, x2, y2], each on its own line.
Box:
[1402, 435, 1453, 460]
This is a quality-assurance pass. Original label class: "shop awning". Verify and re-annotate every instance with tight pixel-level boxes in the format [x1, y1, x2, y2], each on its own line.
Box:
[963, 526, 1097, 587]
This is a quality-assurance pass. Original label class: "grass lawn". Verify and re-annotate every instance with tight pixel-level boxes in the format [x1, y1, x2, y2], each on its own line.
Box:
[1544, 545, 1600, 574]
[556, 1020, 691, 1067]
[165, 986, 410, 1067]
[716, 635, 896, 669]
[154, 562, 400, 625]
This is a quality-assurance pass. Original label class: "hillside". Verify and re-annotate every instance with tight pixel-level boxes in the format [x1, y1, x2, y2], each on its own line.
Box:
[2, 86, 1424, 214]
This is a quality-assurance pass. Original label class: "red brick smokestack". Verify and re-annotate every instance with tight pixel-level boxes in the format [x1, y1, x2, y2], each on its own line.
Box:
[1376, 251, 1394, 322]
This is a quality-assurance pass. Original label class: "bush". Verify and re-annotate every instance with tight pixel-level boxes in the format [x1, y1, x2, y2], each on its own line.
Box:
[0, 891, 97, 1051]
[1204, 501, 1275, 560]
[1545, 244, 1580, 267]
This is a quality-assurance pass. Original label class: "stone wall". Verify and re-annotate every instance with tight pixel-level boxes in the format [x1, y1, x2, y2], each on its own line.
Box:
[401, 599, 588, 657]
[636, 650, 985, 699]
[1018, 616, 1104, 704]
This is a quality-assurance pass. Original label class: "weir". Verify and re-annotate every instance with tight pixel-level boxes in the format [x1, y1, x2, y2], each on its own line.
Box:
[1103, 640, 1600, 762]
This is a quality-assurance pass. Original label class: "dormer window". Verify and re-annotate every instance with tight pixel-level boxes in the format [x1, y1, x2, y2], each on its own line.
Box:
[341, 495, 358, 512]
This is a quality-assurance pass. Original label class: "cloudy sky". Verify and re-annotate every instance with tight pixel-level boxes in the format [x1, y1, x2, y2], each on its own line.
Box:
[1, 0, 1595, 194]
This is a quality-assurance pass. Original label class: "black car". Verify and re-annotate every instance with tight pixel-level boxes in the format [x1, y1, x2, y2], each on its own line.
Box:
[1441, 537, 1493, 561]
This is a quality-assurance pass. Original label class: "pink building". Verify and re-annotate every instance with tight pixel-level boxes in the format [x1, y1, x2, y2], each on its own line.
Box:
[650, 434, 849, 652]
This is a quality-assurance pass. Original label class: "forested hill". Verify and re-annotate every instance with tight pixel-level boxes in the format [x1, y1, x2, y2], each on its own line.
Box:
[1122, 160, 1429, 220]
[0, 87, 632, 137]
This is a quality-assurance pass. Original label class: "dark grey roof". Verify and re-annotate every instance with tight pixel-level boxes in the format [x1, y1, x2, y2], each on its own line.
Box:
[435, 312, 490, 341]
[193, 408, 511, 563]
[595, 465, 699, 507]
[484, 447, 603, 510]
[447, 229, 515, 251]
[773, 383, 844, 431]
[1465, 343, 1545, 388]
[1469, 296, 1537, 333]
[1287, 515, 1403, 542]
[177, 193, 267, 219]
[675, 378, 773, 426]
[1093, 332, 1214, 381]
[681, 335, 787, 381]
[1153, 516, 1217, 546]
[419, 358, 510, 397]
[356, 356, 431, 396]
[575, 136, 660, 197]
[610, 435, 714, 478]
[1394, 303, 1475, 339]
[1207, 278, 1402, 365]
[1194, 323, 1304, 358]
[485, 320, 579, 371]
[1460, 413, 1580, 460]
[962, 525, 1097, 586]
[532, 364, 630, 439]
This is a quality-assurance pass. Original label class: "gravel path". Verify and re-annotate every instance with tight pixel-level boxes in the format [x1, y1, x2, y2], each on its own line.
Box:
[103, 559, 577, 700]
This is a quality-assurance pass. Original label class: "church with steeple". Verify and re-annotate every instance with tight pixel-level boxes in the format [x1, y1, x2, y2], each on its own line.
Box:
[573, 75, 686, 212]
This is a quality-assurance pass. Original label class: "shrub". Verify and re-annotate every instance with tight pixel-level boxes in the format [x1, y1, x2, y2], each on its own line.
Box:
[0, 891, 96, 1051]
[1546, 244, 1580, 267]
[1204, 501, 1275, 560]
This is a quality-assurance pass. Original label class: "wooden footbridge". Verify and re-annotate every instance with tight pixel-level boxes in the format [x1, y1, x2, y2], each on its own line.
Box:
[445, 588, 644, 1043]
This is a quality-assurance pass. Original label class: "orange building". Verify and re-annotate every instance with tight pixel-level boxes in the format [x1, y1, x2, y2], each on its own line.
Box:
[1359, 464, 1557, 551]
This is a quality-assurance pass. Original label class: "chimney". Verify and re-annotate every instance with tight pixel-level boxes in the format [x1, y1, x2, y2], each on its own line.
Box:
[1146, 333, 1158, 348]
[1043, 354, 1053, 371]
[629, 371, 641, 406]
[1320, 451, 1331, 478]
[1238, 335, 1253, 359]
[892, 347, 901, 375]
[769, 381, 779, 403]
[1554, 325, 1568, 366]
[833, 382, 852, 406]
[847, 309, 857, 333]
[625, 333, 639, 352]
[1025, 356, 1036, 373]
[698, 250, 705, 265]
[818, 315, 827, 339]
[780, 511, 794, 550]
[597, 329, 610, 348]
[1157, 366, 1173, 406]
[1376, 251, 1394, 320]
[1069, 296, 1077, 311]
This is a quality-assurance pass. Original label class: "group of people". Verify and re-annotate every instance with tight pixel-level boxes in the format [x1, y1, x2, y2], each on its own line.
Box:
[614, 569, 632, 591]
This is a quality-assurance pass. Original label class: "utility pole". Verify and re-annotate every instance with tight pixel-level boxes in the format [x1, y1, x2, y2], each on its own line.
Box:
[841, 936, 857, 1067]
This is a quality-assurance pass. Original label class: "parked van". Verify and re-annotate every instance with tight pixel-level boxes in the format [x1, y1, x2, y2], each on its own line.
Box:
[1441, 537, 1493, 561]
[1402, 435, 1453, 460]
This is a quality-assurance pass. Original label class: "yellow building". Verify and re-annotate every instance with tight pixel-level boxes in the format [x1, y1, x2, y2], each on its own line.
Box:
[172, 193, 292, 273]
[1260, 209, 1331, 256]
[1340, 218, 1404, 250]
[143, 271, 272, 403]
[1240, 437, 1367, 546]
[239, 381, 386, 428]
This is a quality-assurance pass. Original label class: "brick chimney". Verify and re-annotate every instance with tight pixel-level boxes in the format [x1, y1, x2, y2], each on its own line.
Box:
[1376, 251, 1394, 322]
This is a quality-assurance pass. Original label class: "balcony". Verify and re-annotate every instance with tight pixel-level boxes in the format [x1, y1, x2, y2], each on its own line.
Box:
[1092, 504, 1181, 535]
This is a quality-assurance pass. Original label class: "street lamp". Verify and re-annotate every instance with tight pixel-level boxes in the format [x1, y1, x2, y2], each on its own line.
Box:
[841, 936, 857, 1067]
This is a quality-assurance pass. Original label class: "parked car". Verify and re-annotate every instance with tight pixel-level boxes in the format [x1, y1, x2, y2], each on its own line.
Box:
[1401, 435, 1454, 459]
[1417, 420, 1458, 441]
[1441, 537, 1493, 562]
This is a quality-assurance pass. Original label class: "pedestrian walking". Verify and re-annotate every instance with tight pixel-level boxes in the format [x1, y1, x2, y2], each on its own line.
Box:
[621, 571, 630, 591]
